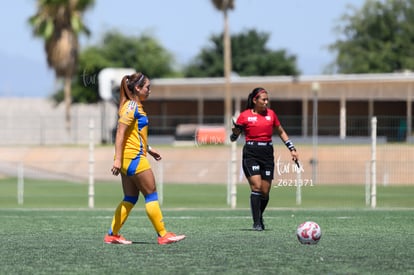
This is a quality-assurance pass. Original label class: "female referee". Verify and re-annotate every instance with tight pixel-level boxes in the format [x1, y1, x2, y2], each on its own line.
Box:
[104, 72, 185, 245]
[230, 87, 299, 231]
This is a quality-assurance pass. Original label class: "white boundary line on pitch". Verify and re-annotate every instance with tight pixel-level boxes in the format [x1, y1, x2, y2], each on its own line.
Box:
[1, 207, 414, 212]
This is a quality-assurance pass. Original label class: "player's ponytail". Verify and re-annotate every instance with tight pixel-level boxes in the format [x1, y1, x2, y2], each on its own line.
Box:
[118, 72, 147, 112]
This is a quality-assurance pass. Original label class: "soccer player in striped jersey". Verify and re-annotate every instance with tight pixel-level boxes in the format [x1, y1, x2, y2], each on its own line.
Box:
[104, 72, 185, 245]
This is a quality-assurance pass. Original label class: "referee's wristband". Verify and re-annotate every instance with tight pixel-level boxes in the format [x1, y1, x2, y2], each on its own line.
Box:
[284, 139, 296, 151]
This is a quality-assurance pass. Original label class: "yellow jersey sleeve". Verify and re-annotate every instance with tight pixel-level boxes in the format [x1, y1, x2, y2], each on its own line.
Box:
[118, 100, 149, 158]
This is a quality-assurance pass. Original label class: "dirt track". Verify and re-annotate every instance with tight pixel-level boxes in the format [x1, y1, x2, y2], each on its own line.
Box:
[0, 144, 413, 185]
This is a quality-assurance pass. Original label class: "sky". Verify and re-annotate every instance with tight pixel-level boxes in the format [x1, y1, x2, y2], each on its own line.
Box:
[0, 0, 364, 97]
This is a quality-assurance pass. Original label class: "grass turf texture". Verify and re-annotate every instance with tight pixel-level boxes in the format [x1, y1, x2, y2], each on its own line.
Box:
[1, 178, 413, 274]
[0, 178, 413, 208]
[1, 208, 413, 274]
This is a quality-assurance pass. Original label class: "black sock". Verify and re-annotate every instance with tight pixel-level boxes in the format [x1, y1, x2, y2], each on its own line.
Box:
[260, 195, 269, 228]
[250, 192, 262, 226]
[260, 195, 269, 215]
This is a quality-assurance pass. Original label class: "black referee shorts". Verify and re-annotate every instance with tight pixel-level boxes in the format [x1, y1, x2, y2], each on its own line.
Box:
[242, 141, 274, 181]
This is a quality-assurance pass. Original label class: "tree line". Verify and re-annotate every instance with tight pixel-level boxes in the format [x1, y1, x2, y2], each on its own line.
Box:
[29, 0, 414, 121]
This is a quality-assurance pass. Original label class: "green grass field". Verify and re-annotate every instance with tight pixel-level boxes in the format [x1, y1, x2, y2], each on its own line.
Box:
[1, 178, 413, 209]
[1, 178, 414, 274]
[1, 209, 413, 274]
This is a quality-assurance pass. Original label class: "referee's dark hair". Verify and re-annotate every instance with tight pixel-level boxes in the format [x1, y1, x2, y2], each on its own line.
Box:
[246, 87, 267, 109]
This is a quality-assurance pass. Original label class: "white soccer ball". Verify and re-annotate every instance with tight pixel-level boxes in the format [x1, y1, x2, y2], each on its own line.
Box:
[296, 221, 322, 245]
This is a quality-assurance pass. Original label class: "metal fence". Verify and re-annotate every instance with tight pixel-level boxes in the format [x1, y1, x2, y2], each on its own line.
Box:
[0, 113, 412, 145]
[1, 138, 413, 209]
[1, 140, 413, 185]
[1, 104, 413, 195]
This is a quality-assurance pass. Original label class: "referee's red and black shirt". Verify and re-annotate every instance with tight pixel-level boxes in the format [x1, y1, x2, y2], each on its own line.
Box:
[236, 108, 281, 142]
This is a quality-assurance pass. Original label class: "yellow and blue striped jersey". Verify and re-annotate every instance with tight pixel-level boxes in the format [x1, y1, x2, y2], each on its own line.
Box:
[118, 100, 149, 159]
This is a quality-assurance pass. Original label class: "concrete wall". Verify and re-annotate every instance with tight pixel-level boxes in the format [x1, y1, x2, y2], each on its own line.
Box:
[0, 98, 117, 145]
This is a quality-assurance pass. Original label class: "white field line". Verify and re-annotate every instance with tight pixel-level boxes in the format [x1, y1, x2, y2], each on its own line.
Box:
[1, 207, 414, 212]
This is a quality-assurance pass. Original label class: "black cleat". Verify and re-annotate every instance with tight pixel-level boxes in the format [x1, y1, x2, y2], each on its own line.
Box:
[260, 218, 265, 230]
[252, 224, 264, 231]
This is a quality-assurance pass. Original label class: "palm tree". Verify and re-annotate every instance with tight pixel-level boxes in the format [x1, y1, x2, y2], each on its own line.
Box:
[211, 0, 234, 130]
[29, 0, 95, 134]
[211, 0, 236, 208]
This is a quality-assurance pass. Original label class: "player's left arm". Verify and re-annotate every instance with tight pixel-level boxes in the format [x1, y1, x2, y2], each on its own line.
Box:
[276, 125, 299, 164]
[148, 145, 162, 161]
[230, 118, 244, 142]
